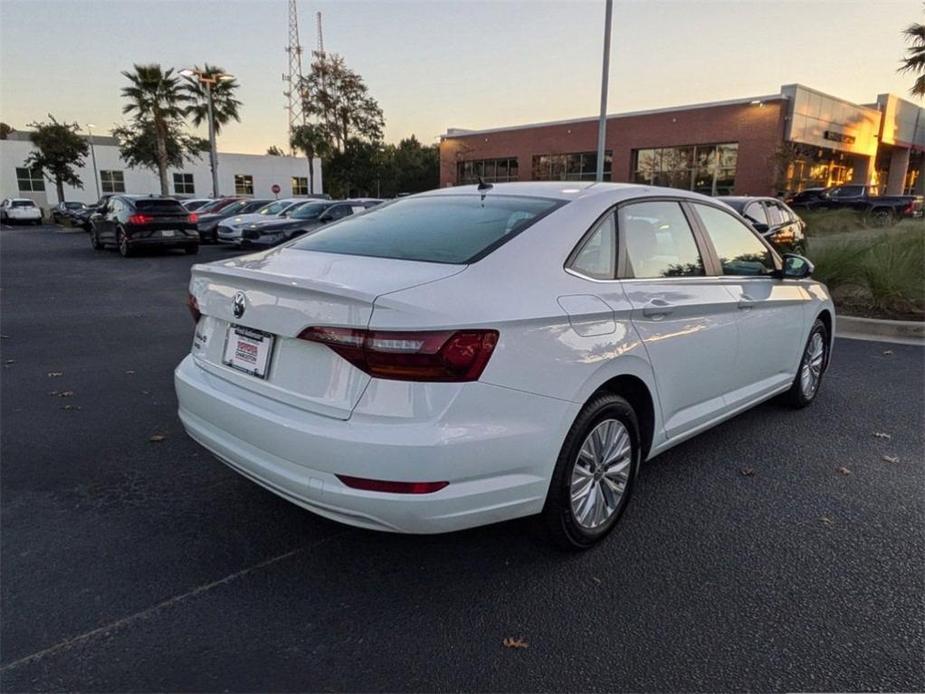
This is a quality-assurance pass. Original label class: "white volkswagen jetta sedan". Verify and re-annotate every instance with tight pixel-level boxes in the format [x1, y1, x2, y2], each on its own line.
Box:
[176, 182, 834, 548]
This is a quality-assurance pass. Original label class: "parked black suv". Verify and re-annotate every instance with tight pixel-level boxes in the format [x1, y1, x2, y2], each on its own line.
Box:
[718, 196, 806, 253]
[90, 196, 199, 257]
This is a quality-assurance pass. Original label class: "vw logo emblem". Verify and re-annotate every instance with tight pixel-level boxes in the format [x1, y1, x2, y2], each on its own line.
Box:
[232, 291, 246, 319]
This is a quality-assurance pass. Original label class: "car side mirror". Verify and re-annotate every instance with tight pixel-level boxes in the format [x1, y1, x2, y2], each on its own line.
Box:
[751, 221, 770, 234]
[779, 253, 813, 279]
[319, 214, 333, 223]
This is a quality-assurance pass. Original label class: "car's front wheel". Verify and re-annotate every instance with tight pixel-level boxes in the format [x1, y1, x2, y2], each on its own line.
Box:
[784, 318, 828, 408]
[90, 229, 102, 250]
[542, 392, 640, 550]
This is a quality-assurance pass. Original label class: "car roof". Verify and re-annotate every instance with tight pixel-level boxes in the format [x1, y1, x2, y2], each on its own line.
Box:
[415, 181, 723, 205]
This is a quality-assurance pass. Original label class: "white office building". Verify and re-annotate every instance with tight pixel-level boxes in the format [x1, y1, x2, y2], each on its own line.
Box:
[0, 131, 322, 209]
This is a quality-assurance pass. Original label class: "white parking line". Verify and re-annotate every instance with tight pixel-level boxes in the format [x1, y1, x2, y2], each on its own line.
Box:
[0, 531, 350, 672]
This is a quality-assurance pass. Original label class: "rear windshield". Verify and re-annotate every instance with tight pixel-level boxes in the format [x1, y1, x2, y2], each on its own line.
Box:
[12, 200, 36, 208]
[257, 200, 292, 215]
[291, 202, 331, 220]
[291, 195, 564, 264]
[134, 199, 187, 214]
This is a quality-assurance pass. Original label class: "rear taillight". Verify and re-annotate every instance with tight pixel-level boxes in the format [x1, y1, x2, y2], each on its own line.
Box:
[336, 475, 448, 494]
[188, 213, 199, 223]
[186, 293, 201, 324]
[298, 327, 498, 382]
[128, 213, 153, 224]
[903, 202, 915, 215]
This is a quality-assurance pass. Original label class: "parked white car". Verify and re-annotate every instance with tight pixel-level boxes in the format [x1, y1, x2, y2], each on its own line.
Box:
[216, 198, 307, 245]
[1, 198, 43, 225]
[175, 183, 834, 548]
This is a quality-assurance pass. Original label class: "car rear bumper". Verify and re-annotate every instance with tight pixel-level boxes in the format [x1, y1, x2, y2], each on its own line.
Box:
[174, 354, 576, 533]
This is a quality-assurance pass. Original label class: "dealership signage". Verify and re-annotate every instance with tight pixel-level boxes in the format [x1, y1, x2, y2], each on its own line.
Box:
[823, 130, 856, 145]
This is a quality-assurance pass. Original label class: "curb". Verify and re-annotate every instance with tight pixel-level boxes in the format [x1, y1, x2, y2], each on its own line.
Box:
[836, 315, 925, 345]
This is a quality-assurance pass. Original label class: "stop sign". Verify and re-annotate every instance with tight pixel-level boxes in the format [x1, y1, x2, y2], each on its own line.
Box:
[271, 184, 281, 194]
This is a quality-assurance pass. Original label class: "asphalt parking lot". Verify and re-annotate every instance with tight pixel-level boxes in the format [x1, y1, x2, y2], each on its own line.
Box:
[1, 223, 923, 692]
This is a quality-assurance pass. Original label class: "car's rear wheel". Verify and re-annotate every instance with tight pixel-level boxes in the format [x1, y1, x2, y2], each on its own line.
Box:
[868, 208, 894, 227]
[118, 229, 134, 257]
[784, 318, 828, 408]
[542, 392, 640, 550]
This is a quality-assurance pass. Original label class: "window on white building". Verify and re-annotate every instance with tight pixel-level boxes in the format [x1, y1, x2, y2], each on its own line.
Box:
[101, 170, 126, 193]
[173, 172, 195, 195]
[292, 177, 309, 195]
[234, 174, 254, 195]
[15, 167, 45, 192]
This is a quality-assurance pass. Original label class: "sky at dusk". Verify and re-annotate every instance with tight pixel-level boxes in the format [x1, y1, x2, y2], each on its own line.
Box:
[1, 0, 921, 155]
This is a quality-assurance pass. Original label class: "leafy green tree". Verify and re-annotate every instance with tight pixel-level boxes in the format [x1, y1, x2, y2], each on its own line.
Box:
[300, 52, 384, 152]
[23, 115, 88, 202]
[323, 138, 386, 198]
[290, 124, 330, 195]
[120, 64, 190, 194]
[112, 120, 207, 175]
[266, 145, 285, 156]
[182, 64, 242, 134]
[900, 20, 925, 97]
[386, 136, 439, 195]
[0, 122, 13, 140]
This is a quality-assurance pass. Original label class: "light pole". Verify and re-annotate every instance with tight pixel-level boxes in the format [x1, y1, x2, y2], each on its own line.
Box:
[595, 0, 613, 182]
[86, 123, 101, 200]
[180, 68, 234, 198]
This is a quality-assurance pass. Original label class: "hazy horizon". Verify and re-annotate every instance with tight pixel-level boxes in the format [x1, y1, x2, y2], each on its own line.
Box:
[1, 0, 921, 154]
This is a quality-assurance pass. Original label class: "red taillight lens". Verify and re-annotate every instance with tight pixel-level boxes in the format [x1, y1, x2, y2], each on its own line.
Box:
[298, 327, 498, 382]
[186, 292, 201, 324]
[128, 213, 153, 225]
[188, 213, 199, 223]
[336, 475, 448, 494]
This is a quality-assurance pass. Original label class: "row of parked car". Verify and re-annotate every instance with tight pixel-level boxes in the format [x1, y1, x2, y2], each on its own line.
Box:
[43, 193, 384, 258]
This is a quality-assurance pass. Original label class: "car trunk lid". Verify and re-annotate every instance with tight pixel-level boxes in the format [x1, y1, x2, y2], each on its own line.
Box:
[189, 248, 465, 419]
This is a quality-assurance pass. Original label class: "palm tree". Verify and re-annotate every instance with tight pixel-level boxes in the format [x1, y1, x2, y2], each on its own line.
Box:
[183, 64, 242, 135]
[290, 124, 329, 195]
[121, 64, 188, 195]
[899, 21, 925, 98]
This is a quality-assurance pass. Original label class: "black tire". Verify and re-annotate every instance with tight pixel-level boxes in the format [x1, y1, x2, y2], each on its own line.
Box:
[90, 229, 103, 250]
[184, 244, 199, 255]
[783, 318, 829, 408]
[868, 208, 894, 228]
[542, 392, 641, 550]
[117, 229, 134, 258]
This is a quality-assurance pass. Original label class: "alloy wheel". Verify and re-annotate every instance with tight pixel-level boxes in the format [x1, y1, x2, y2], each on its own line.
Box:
[800, 331, 825, 398]
[570, 418, 632, 529]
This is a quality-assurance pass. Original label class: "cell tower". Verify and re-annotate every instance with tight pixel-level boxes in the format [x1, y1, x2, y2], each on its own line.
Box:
[315, 10, 324, 56]
[283, 0, 306, 151]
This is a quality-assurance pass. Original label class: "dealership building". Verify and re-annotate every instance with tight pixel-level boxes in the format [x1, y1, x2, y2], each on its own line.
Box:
[439, 84, 924, 198]
[0, 131, 322, 208]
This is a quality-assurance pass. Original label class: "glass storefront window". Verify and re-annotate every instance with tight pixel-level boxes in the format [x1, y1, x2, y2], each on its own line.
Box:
[532, 151, 612, 181]
[633, 143, 737, 196]
[457, 158, 518, 184]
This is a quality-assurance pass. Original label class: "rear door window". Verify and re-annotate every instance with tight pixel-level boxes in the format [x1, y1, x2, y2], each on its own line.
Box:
[743, 202, 768, 226]
[291, 195, 563, 264]
[620, 201, 705, 278]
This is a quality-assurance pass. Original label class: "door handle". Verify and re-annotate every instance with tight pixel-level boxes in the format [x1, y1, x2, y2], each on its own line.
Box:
[738, 294, 756, 310]
[642, 299, 674, 318]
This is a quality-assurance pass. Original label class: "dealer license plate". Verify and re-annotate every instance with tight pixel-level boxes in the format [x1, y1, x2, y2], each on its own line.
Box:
[222, 325, 275, 378]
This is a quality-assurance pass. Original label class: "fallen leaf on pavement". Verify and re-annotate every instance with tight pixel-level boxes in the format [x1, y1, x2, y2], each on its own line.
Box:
[820, 516, 834, 526]
[125, 370, 135, 375]
[502, 637, 529, 649]
[5, 359, 14, 364]
[148, 433, 167, 443]
[836, 467, 851, 475]
[48, 372, 63, 377]
[61, 404, 80, 411]
[873, 432, 892, 439]
[882, 455, 900, 464]
[56, 391, 74, 398]
[882, 350, 893, 355]
[740, 467, 755, 477]
[591, 576, 602, 585]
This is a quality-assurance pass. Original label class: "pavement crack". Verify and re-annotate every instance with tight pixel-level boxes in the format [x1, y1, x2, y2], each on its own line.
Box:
[0, 532, 349, 672]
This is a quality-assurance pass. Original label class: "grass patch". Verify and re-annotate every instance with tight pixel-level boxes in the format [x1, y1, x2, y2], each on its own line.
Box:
[806, 228, 924, 320]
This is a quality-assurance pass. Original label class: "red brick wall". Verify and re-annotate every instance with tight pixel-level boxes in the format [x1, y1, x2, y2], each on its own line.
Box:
[440, 99, 786, 196]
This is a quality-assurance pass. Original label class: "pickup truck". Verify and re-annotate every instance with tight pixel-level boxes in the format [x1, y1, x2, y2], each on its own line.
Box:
[787, 184, 923, 225]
